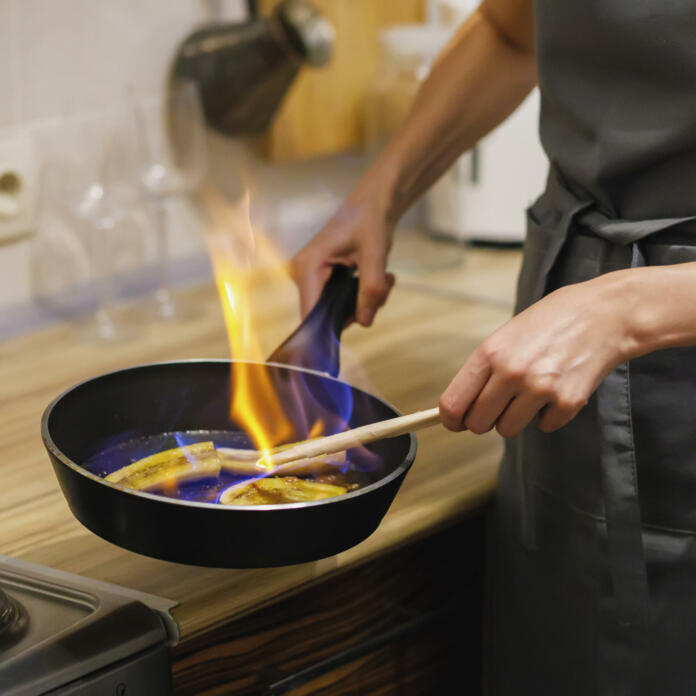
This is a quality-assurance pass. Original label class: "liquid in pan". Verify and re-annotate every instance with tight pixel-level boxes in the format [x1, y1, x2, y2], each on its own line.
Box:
[85, 430, 383, 506]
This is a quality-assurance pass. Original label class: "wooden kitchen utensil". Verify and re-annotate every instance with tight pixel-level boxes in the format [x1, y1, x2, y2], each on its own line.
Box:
[263, 407, 441, 468]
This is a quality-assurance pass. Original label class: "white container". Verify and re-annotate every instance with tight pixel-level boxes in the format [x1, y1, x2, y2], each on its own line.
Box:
[425, 89, 548, 243]
[423, 0, 549, 243]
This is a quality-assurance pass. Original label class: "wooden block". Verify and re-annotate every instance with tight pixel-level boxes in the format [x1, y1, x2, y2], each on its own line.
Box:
[259, 0, 424, 161]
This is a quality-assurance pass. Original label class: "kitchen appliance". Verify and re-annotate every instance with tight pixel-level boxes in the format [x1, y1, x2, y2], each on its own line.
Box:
[0, 554, 178, 696]
[172, 0, 334, 136]
[424, 88, 548, 243]
[424, 0, 549, 243]
[41, 267, 417, 569]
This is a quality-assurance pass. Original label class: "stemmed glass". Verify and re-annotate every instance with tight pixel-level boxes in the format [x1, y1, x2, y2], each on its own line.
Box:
[133, 79, 207, 320]
[35, 105, 146, 340]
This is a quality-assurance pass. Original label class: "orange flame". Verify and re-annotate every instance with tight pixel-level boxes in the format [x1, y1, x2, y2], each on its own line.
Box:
[308, 419, 325, 439]
[202, 186, 296, 455]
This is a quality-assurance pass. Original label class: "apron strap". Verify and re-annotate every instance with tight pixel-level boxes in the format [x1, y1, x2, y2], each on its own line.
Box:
[596, 243, 651, 694]
[583, 211, 696, 244]
[520, 170, 593, 549]
[595, 242, 650, 627]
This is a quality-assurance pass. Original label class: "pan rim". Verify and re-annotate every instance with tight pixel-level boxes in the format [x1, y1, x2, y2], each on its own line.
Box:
[41, 359, 418, 512]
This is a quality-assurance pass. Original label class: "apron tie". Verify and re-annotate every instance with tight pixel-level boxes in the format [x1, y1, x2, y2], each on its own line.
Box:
[526, 167, 696, 628]
[594, 244, 649, 628]
[580, 198, 696, 627]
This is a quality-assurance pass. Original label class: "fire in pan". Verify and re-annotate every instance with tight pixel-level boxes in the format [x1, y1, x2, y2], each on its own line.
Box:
[41, 268, 416, 568]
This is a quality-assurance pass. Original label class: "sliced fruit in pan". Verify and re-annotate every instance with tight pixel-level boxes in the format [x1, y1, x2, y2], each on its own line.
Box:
[219, 476, 347, 506]
[105, 441, 221, 492]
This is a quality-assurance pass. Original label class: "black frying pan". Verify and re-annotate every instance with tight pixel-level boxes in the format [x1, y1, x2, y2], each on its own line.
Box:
[41, 267, 416, 568]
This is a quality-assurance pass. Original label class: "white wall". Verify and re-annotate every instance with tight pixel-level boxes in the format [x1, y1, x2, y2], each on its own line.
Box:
[1, 1, 226, 126]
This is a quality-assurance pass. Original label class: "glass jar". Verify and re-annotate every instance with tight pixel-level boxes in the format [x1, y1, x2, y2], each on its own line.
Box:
[365, 24, 470, 272]
[365, 25, 452, 152]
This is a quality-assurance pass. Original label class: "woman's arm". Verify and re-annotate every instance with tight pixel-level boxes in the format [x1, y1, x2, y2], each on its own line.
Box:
[439, 262, 696, 437]
[382, 0, 536, 222]
[291, 0, 536, 326]
[619, 262, 696, 354]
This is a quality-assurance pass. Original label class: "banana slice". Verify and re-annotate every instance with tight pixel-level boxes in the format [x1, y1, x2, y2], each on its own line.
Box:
[219, 476, 346, 506]
[218, 446, 346, 477]
[105, 441, 221, 492]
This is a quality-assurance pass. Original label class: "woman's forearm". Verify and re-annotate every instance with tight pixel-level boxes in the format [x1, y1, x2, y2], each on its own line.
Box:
[366, 3, 537, 222]
[436, 260, 696, 437]
[594, 262, 696, 359]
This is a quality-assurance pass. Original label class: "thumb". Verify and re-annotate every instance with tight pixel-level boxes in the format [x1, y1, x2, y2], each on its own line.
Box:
[356, 237, 392, 327]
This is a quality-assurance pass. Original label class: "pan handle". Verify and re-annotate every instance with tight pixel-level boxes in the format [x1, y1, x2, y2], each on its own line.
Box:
[267, 265, 358, 377]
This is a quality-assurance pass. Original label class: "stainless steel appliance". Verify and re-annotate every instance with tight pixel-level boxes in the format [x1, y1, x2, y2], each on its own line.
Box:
[0, 555, 178, 696]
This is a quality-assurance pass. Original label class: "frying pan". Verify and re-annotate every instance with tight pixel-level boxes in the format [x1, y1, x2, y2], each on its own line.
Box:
[41, 267, 417, 568]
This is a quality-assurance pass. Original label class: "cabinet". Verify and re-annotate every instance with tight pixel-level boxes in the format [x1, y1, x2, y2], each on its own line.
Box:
[172, 514, 486, 694]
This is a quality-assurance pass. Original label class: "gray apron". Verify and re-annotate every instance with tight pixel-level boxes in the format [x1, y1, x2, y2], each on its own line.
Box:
[484, 3, 696, 694]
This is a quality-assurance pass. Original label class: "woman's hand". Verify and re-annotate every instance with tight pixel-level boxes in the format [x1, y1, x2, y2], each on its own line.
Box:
[439, 274, 639, 437]
[290, 179, 397, 328]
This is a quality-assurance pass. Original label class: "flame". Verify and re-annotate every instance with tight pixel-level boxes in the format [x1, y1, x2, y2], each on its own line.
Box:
[308, 419, 325, 439]
[202, 186, 298, 453]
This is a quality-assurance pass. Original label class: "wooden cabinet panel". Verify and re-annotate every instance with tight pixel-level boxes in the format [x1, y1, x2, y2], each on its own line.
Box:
[259, 0, 424, 161]
[172, 515, 485, 695]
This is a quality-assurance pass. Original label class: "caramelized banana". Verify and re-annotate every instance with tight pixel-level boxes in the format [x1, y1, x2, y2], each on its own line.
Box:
[105, 441, 221, 492]
[219, 476, 346, 506]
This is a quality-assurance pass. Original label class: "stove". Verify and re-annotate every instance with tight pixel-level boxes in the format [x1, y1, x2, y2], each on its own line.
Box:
[0, 588, 28, 648]
[0, 555, 178, 696]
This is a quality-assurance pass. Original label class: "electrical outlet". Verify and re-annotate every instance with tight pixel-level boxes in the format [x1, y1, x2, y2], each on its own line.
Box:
[0, 133, 38, 244]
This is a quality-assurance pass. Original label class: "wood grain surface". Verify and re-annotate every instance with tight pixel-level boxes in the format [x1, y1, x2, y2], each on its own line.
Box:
[0, 239, 521, 641]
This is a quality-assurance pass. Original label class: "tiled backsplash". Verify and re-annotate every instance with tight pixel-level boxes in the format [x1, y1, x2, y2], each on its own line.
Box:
[0, 0, 361, 324]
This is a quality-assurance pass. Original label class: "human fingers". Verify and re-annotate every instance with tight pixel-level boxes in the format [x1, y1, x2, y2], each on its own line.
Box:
[356, 233, 392, 327]
[536, 388, 589, 433]
[439, 352, 492, 432]
[494, 391, 552, 438]
[461, 373, 518, 435]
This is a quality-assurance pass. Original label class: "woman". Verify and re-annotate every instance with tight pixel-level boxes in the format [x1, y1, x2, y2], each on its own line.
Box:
[291, 1, 696, 694]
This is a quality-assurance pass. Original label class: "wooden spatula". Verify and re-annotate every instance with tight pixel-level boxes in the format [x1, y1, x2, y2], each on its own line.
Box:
[263, 407, 441, 468]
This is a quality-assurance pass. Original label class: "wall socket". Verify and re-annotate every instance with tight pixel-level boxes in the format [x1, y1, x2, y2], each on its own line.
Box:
[0, 134, 38, 244]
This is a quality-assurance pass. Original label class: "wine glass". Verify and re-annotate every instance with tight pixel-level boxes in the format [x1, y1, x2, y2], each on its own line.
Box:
[133, 79, 207, 320]
[35, 105, 146, 341]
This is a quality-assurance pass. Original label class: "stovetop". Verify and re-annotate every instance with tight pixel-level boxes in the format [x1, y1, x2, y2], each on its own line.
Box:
[0, 588, 29, 649]
[0, 555, 179, 696]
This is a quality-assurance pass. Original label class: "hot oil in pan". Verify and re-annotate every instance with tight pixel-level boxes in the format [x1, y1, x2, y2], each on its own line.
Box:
[85, 430, 382, 504]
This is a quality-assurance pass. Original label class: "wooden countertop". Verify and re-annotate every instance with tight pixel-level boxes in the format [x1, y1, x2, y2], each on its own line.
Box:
[0, 237, 521, 641]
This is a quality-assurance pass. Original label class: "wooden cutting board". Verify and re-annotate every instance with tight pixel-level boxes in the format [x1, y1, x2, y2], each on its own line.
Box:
[259, 0, 424, 160]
